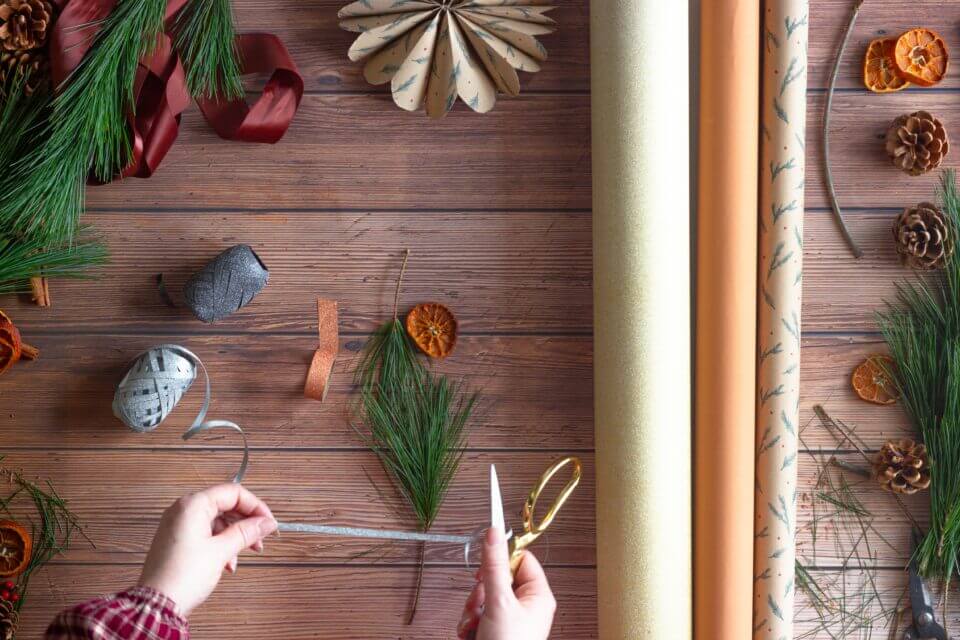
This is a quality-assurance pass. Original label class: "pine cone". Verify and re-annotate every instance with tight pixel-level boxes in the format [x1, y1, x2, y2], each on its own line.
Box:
[0, 0, 51, 52]
[0, 48, 47, 95]
[885, 110, 950, 176]
[0, 598, 17, 640]
[873, 438, 931, 495]
[892, 202, 956, 270]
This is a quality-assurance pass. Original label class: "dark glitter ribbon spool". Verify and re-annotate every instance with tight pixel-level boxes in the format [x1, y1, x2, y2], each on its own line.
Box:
[183, 245, 269, 323]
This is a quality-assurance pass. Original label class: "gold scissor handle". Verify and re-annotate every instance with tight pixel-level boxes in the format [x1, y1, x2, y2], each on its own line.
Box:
[509, 456, 582, 574]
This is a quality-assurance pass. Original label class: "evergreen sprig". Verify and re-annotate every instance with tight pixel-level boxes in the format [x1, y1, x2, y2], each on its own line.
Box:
[173, 0, 244, 100]
[353, 251, 476, 622]
[0, 0, 167, 241]
[0, 231, 106, 295]
[878, 168, 960, 582]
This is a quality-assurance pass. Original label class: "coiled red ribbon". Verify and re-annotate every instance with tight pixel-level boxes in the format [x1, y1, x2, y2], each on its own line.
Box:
[49, 0, 303, 180]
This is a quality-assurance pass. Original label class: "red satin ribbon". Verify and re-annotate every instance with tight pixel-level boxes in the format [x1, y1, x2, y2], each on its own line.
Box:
[49, 0, 303, 181]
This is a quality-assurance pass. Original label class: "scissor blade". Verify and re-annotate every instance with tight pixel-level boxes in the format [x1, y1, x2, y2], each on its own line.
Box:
[490, 464, 506, 534]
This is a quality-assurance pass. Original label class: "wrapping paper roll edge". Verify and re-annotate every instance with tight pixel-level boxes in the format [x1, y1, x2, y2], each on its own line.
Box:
[753, 1, 808, 637]
[591, 1, 692, 637]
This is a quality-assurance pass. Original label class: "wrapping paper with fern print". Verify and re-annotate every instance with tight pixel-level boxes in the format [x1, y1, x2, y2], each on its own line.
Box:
[752, 2, 807, 638]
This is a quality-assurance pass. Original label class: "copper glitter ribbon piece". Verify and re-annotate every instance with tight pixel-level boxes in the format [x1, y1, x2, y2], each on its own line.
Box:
[304, 299, 339, 401]
[49, 0, 304, 182]
[113, 344, 249, 483]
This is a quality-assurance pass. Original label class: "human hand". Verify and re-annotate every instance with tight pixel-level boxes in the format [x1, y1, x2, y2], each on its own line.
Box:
[457, 527, 556, 640]
[138, 483, 277, 616]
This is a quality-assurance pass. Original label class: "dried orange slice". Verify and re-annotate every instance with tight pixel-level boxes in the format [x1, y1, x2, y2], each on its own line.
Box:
[406, 303, 458, 358]
[893, 28, 948, 87]
[0, 521, 31, 579]
[864, 38, 910, 92]
[851, 355, 899, 405]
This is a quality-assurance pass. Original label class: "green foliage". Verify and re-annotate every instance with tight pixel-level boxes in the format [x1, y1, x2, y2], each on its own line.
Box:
[0, 0, 167, 241]
[0, 466, 87, 613]
[173, 0, 244, 100]
[0, 231, 106, 295]
[354, 319, 475, 531]
[878, 168, 960, 582]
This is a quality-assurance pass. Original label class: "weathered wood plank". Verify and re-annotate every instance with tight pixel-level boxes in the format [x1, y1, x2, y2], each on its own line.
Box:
[0, 334, 593, 449]
[82, 95, 591, 211]
[16, 565, 597, 639]
[803, 210, 921, 332]
[6, 212, 591, 334]
[231, 0, 590, 93]
[808, 0, 960, 90]
[799, 334, 911, 449]
[806, 93, 954, 210]
[0, 451, 595, 565]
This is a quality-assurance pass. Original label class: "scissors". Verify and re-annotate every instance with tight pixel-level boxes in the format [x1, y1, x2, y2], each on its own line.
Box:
[904, 529, 947, 640]
[490, 456, 582, 575]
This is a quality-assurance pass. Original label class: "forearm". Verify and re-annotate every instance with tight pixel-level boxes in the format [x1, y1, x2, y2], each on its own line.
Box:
[45, 587, 189, 640]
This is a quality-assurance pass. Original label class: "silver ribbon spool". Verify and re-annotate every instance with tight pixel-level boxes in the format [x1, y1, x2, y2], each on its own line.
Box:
[112, 344, 249, 483]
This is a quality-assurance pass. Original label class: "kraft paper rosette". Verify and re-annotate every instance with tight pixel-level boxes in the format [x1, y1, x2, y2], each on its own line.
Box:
[753, 2, 807, 638]
[591, 1, 691, 638]
[695, 0, 760, 638]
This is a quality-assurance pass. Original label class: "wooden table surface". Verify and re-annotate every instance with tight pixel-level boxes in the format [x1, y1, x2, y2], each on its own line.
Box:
[0, 0, 953, 638]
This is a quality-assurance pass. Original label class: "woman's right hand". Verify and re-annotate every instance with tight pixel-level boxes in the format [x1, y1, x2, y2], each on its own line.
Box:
[457, 527, 556, 640]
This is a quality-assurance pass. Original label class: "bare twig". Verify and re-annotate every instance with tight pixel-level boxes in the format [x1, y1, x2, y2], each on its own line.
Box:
[823, 0, 865, 258]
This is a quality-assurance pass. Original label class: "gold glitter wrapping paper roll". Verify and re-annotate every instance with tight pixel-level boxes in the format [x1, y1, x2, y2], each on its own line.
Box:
[753, 2, 807, 638]
[591, 1, 691, 638]
[695, 0, 760, 638]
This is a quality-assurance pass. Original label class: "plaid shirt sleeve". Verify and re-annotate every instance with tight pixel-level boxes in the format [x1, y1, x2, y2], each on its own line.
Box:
[44, 587, 189, 640]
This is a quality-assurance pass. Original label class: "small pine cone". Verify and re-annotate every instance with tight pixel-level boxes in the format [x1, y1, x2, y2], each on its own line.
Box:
[0, 0, 51, 52]
[0, 47, 47, 95]
[892, 202, 956, 270]
[885, 110, 950, 176]
[0, 599, 17, 640]
[873, 438, 931, 495]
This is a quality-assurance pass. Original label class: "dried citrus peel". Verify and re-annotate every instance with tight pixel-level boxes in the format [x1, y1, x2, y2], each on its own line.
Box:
[0, 520, 31, 579]
[864, 38, 910, 92]
[406, 303, 458, 358]
[851, 355, 899, 405]
[894, 28, 948, 87]
[0, 311, 37, 376]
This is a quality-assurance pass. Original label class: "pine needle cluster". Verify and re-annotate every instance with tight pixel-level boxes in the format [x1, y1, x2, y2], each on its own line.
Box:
[174, 0, 244, 100]
[878, 169, 960, 582]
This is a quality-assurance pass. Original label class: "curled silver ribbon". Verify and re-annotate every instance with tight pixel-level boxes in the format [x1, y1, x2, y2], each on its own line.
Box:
[113, 344, 249, 483]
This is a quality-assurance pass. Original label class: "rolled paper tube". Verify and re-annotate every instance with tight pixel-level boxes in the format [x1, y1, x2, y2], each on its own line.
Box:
[113, 344, 249, 483]
[304, 299, 339, 401]
[183, 244, 269, 323]
[695, 0, 760, 637]
[591, 1, 691, 637]
[753, 2, 807, 638]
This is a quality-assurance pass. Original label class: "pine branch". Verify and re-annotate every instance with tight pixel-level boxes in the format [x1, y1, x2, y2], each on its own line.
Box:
[0, 231, 106, 295]
[0, 0, 167, 241]
[173, 0, 244, 100]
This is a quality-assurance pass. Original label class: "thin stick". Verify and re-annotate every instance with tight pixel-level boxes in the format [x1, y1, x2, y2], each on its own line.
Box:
[407, 541, 426, 625]
[823, 0, 865, 259]
[393, 249, 410, 321]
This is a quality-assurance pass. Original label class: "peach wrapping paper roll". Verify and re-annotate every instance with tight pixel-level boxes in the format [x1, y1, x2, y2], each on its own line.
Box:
[591, 0, 691, 637]
[695, 0, 760, 639]
[753, 3, 807, 638]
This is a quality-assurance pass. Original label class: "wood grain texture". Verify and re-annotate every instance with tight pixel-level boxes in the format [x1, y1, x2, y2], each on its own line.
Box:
[15, 565, 596, 639]
[803, 210, 921, 332]
[231, 0, 589, 94]
[808, 0, 960, 90]
[0, 334, 592, 449]
[0, 451, 595, 565]
[806, 92, 955, 210]
[81, 96, 591, 211]
[5, 212, 591, 334]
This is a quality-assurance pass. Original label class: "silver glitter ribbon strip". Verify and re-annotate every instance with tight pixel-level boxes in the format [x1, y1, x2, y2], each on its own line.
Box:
[277, 523, 512, 567]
